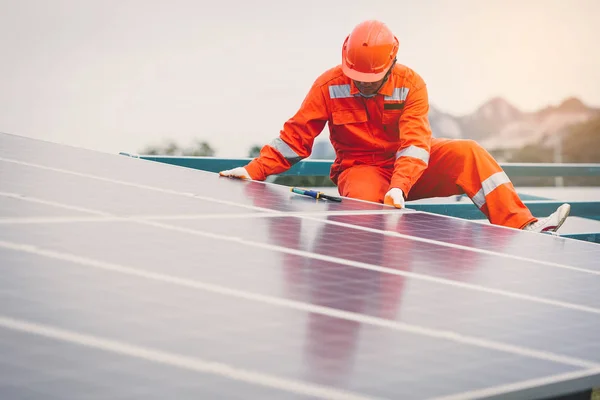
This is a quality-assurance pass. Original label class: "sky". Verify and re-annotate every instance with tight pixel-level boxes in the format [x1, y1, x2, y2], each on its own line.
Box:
[1, 0, 599, 157]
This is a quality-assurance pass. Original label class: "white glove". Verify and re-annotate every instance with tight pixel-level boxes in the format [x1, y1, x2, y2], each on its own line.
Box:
[384, 188, 405, 208]
[219, 167, 251, 180]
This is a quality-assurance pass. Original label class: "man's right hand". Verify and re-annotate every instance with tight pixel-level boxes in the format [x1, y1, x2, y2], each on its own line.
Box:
[219, 167, 251, 180]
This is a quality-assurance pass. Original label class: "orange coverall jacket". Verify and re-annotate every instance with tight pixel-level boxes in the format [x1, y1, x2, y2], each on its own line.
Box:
[245, 64, 432, 197]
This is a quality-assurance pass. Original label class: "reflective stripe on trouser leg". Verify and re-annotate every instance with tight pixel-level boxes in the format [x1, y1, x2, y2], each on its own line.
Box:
[455, 141, 535, 228]
[471, 172, 511, 208]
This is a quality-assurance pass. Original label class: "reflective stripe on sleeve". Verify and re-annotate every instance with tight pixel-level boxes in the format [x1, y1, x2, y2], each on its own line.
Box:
[270, 138, 303, 165]
[395, 145, 430, 164]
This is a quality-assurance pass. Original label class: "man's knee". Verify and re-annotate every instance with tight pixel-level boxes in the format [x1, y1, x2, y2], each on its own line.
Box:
[446, 139, 484, 153]
[442, 139, 490, 164]
[339, 178, 384, 202]
[338, 167, 388, 203]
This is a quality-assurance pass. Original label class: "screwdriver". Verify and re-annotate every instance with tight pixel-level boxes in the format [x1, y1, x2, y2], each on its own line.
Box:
[290, 187, 342, 202]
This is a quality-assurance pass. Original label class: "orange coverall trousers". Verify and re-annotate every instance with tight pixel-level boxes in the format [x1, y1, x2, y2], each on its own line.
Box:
[337, 138, 536, 229]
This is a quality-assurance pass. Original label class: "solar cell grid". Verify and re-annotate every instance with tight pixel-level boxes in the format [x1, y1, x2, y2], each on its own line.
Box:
[1, 132, 599, 399]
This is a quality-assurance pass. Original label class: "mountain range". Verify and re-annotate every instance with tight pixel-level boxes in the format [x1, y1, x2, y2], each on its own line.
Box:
[312, 97, 600, 159]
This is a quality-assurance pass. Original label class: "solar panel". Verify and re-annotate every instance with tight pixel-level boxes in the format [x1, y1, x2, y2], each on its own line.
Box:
[1, 132, 599, 400]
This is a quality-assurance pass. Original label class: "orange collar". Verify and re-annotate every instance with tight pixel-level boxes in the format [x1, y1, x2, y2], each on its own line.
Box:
[378, 74, 395, 97]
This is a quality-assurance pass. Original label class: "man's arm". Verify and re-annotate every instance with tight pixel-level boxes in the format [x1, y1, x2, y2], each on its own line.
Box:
[220, 81, 329, 181]
[391, 84, 432, 192]
[385, 82, 432, 207]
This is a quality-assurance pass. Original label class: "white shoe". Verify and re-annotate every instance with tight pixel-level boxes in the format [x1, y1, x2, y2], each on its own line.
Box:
[523, 203, 571, 233]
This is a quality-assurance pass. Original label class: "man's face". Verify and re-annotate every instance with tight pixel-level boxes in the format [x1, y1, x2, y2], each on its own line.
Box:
[353, 77, 386, 97]
[352, 61, 395, 97]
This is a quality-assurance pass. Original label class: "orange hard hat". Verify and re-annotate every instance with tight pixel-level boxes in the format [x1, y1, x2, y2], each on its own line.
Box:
[341, 20, 399, 82]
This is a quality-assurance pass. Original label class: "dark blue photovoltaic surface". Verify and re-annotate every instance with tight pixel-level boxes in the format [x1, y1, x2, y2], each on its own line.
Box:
[1, 132, 599, 400]
[0, 251, 586, 400]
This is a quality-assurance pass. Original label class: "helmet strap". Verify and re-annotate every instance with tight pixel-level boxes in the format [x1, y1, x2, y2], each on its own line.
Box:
[356, 58, 397, 98]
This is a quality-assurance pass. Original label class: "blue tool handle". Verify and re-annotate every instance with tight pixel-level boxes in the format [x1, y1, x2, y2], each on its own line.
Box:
[291, 187, 320, 199]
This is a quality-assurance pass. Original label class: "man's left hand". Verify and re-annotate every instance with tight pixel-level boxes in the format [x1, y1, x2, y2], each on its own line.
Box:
[384, 188, 405, 208]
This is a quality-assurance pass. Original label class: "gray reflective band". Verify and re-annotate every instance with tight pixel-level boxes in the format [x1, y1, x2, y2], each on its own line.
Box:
[329, 84, 352, 99]
[395, 145, 430, 164]
[385, 87, 409, 101]
[270, 138, 303, 165]
[472, 172, 512, 208]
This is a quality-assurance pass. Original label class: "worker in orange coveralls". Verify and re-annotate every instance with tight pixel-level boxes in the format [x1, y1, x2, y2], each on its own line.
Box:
[220, 20, 570, 233]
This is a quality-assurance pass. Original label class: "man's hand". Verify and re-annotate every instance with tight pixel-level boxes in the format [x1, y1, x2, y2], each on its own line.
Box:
[219, 167, 251, 180]
[384, 188, 405, 209]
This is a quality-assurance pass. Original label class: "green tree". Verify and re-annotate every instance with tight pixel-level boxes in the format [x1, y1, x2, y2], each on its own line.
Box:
[141, 140, 182, 155]
[184, 140, 215, 157]
[507, 115, 600, 186]
[248, 145, 261, 158]
[560, 115, 600, 186]
[140, 139, 216, 157]
[562, 115, 600, 163]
